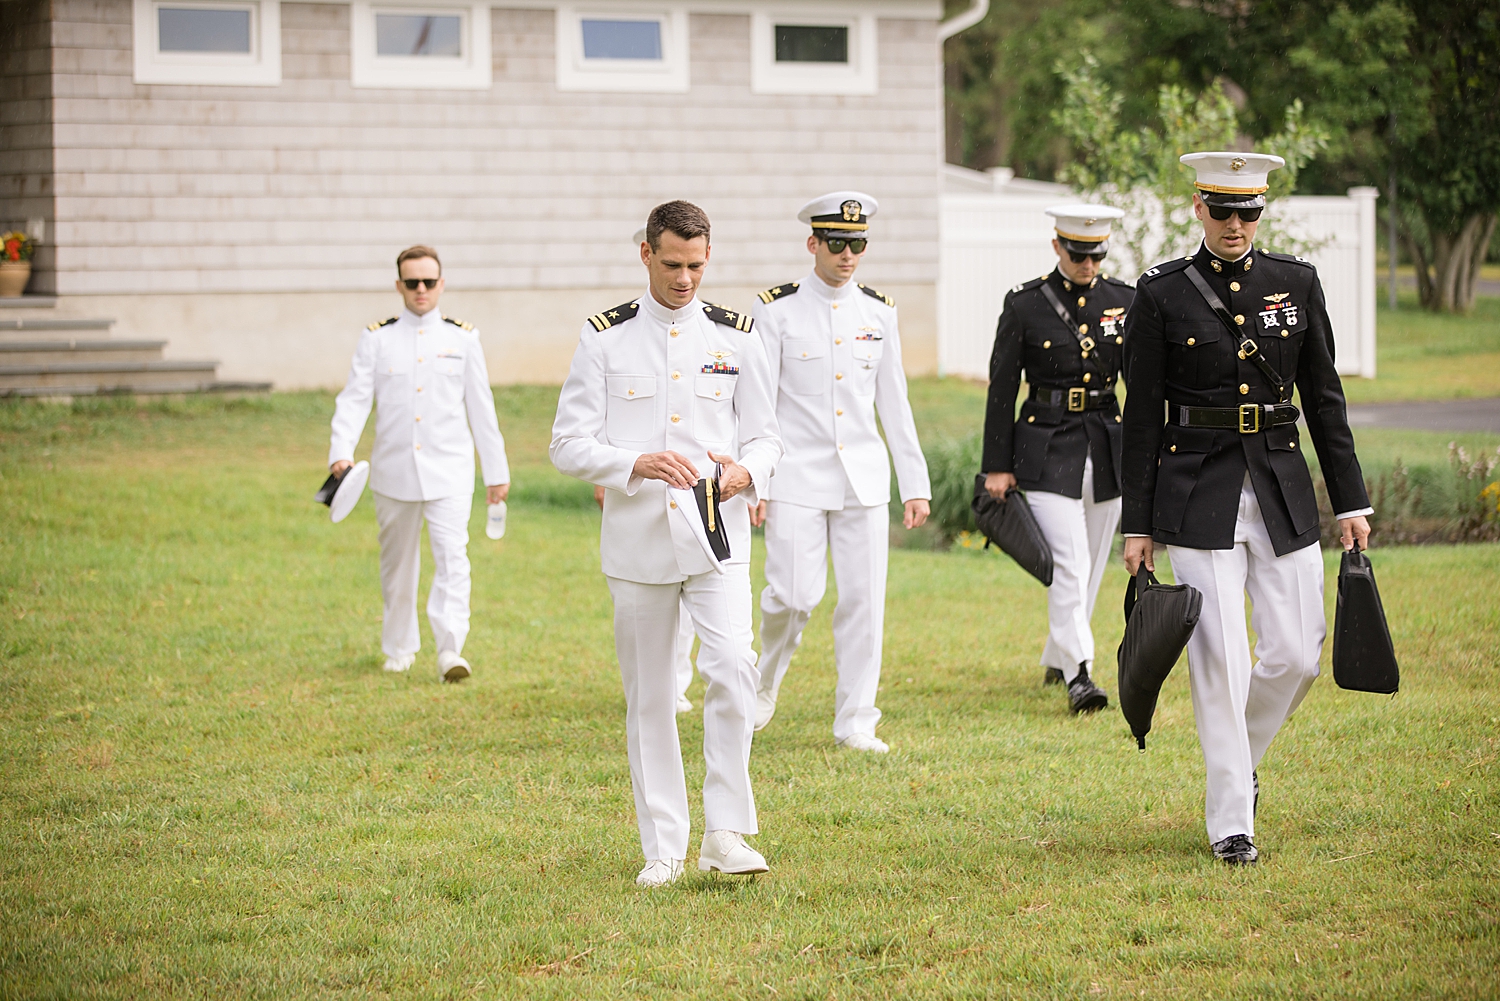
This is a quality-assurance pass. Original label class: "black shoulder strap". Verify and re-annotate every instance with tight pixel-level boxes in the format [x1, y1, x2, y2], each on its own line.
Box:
[1038, 281, 1109, 385]
[1182, 265, 1290, 402]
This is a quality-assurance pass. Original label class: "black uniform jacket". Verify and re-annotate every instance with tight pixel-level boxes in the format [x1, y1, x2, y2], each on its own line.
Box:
[982, 269, 1135, 501]
[1120, 243, 1369, 556]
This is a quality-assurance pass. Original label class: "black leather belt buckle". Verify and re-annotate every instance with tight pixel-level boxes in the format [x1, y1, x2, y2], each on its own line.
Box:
[1238, 403, 1262, 434]
[1067, 387, 1086, 412]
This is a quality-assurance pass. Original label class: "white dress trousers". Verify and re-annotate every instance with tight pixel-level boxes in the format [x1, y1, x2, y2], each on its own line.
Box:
[675, 598, 697, 700]
[374, 491, 473, 659]
[1167, 477, 1326, 844]
[1026, 457, 1122, 682]
[608, 564, 759, 861]
[758, 476, 889, 741]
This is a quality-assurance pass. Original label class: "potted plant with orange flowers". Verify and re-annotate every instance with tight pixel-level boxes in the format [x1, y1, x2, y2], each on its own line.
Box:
[1, 230, 36, 297]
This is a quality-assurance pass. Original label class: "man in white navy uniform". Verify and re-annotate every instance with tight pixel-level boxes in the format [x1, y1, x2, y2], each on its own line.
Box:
[551, 201, 783, 887]
[330, 245, 511, 682]
[750, 192, 931, 753]
[1121, 153, 1372, 865]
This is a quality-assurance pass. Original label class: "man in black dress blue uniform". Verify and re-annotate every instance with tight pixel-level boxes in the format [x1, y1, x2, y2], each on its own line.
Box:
[1121, 152, 1373, 866]
[982, 205, 1135, 714]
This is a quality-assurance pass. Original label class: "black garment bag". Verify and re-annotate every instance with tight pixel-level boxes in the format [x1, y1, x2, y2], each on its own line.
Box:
[693, 464, 732, 562]
[1116, 565, 1202, 749]
[970, 475, 1054, 586]
[1332, 546, 1399, 694]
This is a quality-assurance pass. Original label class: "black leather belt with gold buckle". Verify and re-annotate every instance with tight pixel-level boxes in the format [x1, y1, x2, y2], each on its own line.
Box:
[1172, 402, 1300, 434]
[1030, 384, 1118, 412]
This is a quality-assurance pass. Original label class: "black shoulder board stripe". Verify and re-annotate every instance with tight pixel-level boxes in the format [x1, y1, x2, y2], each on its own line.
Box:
[366, 316, 398, 331]
[1139, 258, 1193, 283]
[703, 303, 754, 333]
[588, 301, 640, 332]
[756, 282, 801, 304]
[1261, 249, 1316, 269]
[1009, 276, 1048, 295]
[857, 283, 895, 307]
[1105, 275, 1135, 288]
[443, 316, 474, 331]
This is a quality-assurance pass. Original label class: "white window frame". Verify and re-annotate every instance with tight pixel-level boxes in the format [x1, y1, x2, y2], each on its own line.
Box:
[132, 0, 281, 86]
[750, 9, 877, 96]
[555, 5, 689, 94]
[351, 0, 492, 90]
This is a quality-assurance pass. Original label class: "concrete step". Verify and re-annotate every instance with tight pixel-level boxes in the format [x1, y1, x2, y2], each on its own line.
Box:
[0, 380, 272, 398]
[0, 317, 115, 340]
[0, 360, 220, 391]
[0, 339, 167, 365]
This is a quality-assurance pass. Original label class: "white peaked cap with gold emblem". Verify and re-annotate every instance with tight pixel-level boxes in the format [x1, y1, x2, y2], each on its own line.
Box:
[1180, 151, 1285, 208]
[798, 191, 879, 238]
[631, 225, 646, 245]
[1045, 203, 1124, 254]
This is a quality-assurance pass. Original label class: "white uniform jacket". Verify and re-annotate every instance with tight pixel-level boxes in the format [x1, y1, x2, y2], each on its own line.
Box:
[752, 273, 930, 510]
[550, 293, 783, 585]
[329, 308, 510, 502]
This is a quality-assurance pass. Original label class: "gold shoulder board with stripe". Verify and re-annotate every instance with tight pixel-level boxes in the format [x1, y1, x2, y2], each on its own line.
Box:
[756, 282, 801, 304]
[703, 303, 754, 333]
[587, 301, 641, 332]
[857, 284, 895, 307]
[442, 316, 474, 331]
[367, 316, 398, 331]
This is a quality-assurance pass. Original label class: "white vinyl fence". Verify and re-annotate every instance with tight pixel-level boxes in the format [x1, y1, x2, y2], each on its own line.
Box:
[937, 170, 1380, 380]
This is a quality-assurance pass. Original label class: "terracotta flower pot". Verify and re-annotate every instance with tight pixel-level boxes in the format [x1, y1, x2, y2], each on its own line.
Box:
[0, 261, 31, 297]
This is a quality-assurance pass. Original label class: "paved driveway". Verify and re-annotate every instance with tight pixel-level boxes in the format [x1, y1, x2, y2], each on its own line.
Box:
[1345, 397, 1500, 433]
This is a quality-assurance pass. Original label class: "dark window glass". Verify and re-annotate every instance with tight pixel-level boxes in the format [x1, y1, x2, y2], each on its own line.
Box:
[376, 14, 462, 57]
[581, 19, 662, 60]
[774, 24, 848, 63]
[157, 7, 251, 53]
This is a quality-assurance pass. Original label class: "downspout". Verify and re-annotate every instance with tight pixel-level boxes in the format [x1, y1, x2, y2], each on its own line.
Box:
[938, 0, 989, 41]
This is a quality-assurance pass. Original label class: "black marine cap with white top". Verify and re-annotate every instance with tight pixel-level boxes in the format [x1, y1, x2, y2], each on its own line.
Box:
[1045, 203, 1125, 256]
[798, 191, 878, 239]
[1180, 151, 1285, 209]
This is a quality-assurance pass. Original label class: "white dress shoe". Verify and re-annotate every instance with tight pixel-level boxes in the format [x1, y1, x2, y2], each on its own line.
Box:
[698, 831, 769, 874]
[382, 654, 414, 673]
[838, 733, 889, 754]
[676, 694, 693, 713]
[753, 691, 776, 731]
[437, 650, 471, 683]
[635, 858, 685, 887]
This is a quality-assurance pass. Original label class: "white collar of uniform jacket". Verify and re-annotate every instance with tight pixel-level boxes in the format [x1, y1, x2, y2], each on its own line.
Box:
[804, 271, 857, 301]
[640, 292, 702, 324]
[400, 306, 443, 327]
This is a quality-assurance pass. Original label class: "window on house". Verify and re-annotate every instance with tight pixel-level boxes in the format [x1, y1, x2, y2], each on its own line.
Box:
[555, 7, 688, 93]
[751, 13, 875, 95]
[375, 13, 462, 57]
[132, 0, 281, 85]
[350, 1, 491, 89]
[774, 24, 848, 64]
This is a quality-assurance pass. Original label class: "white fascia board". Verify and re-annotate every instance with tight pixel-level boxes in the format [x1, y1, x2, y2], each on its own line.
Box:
[283, 0, 943, 18]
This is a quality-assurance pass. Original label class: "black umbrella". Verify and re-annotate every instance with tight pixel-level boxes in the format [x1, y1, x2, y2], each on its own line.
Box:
[971, 475, 1053, 586]
[1332, 546, 1399, 694]
[1116, 565, 1202, 749]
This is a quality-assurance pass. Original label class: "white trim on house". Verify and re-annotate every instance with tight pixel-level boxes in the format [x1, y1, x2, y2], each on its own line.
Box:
[554, 5, 690, 93]
[350, 0, 492, 90]
[132, 0, 282, 86]
[749, 8, 875, 96]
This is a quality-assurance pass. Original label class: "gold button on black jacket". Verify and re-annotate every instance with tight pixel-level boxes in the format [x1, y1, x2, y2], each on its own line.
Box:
[1120, 244, 1369, 555]
[982, 269, 1135, 501]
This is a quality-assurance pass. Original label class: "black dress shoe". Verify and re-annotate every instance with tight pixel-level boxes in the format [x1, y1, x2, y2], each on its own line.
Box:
[1044, 667, 1065, 686]
[1068, 665, 1108, 714]
[1211, 834, 1259, 865]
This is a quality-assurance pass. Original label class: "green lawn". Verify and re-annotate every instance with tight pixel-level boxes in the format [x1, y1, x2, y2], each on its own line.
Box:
[1341, 292, 1500, 404]
[1, 392, 1496, 999]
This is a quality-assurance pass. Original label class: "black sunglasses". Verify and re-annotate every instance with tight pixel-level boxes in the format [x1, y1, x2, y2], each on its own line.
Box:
[401, 277, 440, 290]
[825, 238, 867, 255]
[1206, 204, 1264, 222]
[1068, 250, 1107, 264]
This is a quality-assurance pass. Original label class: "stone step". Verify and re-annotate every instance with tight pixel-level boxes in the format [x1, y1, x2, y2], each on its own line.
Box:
[0, 380, 272, 398]
[0, 317, 115, 340]
[0, 360, 220, 391]
[0, 339, 167, 365]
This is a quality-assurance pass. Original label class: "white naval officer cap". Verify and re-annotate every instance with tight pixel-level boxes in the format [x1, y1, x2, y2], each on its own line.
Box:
[1180, 151, 1285, 208]
[314, 459, 369, 524]
[797, 191, 878, 238]
[1045, 203, 1124, 254]
[631, 225, 647, 245]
